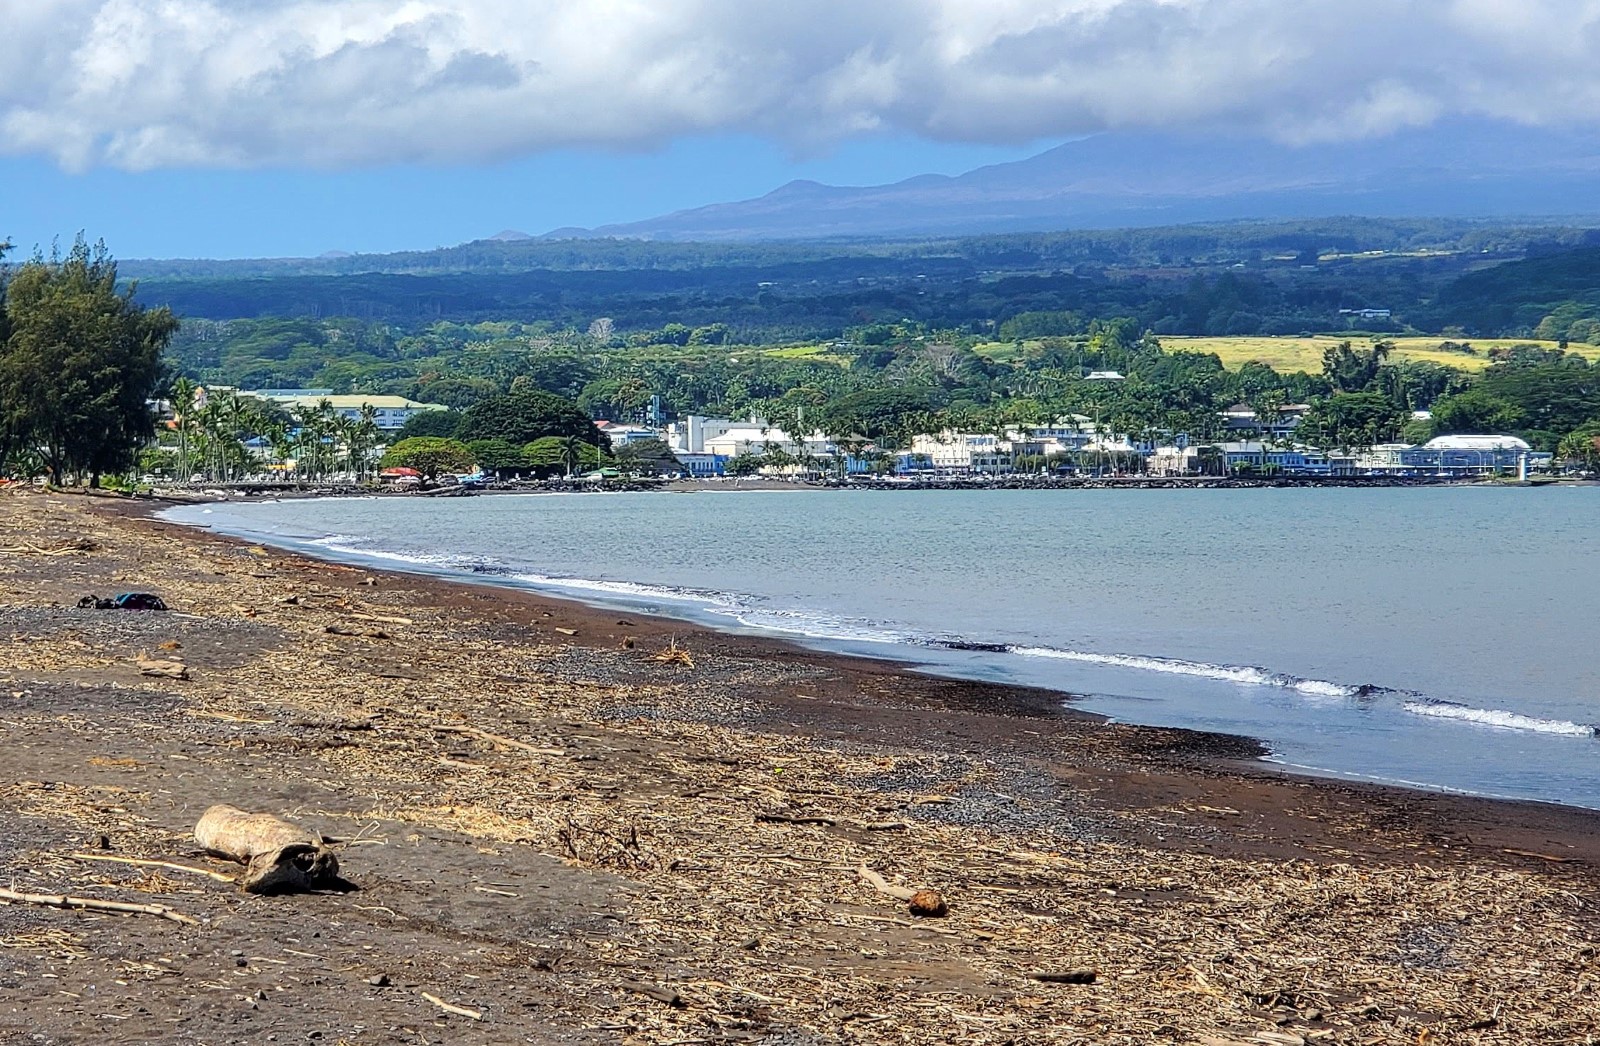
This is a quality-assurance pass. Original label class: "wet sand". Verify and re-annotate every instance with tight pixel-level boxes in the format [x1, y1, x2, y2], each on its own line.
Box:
[2, 488, 1598, 1044]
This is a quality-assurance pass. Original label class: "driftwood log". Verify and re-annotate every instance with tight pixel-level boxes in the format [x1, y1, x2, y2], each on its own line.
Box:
[194, 804, 341, 894]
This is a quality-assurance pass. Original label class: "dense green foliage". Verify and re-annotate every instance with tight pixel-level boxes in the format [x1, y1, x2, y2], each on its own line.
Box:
[0, 239, 178, 482]
[379, 437, 475, 479]
[455, 387, 607, 448]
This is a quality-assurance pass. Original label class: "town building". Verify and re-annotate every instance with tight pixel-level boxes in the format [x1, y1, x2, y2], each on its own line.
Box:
[671, 452, 729, 478]
[909, 431, 1013, 473]
[1220, 403, 1310, 437]
[594, 420, 663, 446]
[246, 390, 447, 432]
[1357, 435, 1549, 475]
[1216, 441, 1332, 473]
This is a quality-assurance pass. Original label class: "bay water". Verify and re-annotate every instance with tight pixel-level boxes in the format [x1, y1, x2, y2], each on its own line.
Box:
[166, 487, 1600, 808]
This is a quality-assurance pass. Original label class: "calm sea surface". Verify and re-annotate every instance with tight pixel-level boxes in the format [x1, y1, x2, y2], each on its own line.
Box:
[166, 487, 1600, 807]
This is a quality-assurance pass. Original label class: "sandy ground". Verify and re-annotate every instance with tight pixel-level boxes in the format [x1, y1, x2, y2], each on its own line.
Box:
[2, 488, 1599, 1045]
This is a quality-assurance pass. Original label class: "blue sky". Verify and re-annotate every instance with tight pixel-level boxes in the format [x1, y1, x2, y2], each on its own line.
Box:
[2, 135, 1056, 260]
[3, 0, 1592, 260]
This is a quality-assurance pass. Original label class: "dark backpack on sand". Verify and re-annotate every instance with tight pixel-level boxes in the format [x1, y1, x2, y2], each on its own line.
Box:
[76, 593, 169, 611]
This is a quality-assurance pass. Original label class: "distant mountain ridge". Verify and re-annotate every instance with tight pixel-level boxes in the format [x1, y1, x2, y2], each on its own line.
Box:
[551, 121, 1600, 241]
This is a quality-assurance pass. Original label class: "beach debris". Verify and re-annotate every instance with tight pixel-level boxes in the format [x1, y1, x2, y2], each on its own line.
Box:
[77, 592, 168, 611]
[324, 623, 391, 639]
[193, 804, 343, 894]
[0, 885, 198, 926]
[66, 852, 235, 884]
[556, 815, 658, 871]
[554, 627, 578, 636]
[647, 640, 695, 668]
[420, 990, 483, 1021]
[756, 812, 837, 827]
[620, 979, 685, 1008]
[434, 723, 565, 756]
[137, 657, 190, 680]
[858, 863, 948, 917]
[0, 538, 99, 556]
[1030, 969, 1097, 985]
[347, 610, 412, 625]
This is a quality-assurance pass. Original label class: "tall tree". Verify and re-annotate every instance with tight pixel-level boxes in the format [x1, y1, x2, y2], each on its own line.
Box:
[0, 237, 178, 484]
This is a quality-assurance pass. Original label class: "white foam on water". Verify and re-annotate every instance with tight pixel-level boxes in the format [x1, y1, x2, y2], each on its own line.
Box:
[507, 571, 725, 606]
[1403, 701, 1596, 737]
[713, 605, 917, 645]
[1008, 646, 1362, 697]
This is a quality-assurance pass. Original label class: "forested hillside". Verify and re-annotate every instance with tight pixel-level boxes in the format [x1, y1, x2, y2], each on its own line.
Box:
[128, 219, 1600, 461]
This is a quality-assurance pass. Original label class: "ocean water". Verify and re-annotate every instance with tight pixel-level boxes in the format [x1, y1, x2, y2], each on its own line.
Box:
[165, 487, 1600, 808]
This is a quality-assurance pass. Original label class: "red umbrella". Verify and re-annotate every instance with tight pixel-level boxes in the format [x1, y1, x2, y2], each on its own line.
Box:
[380, 467, 421, 477]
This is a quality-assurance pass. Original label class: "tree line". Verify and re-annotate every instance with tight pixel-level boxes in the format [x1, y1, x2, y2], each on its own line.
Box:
[0, 238, 178, 484]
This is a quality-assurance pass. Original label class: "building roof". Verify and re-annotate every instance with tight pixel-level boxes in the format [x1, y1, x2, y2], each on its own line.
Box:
[1423, 434, 1531, 451]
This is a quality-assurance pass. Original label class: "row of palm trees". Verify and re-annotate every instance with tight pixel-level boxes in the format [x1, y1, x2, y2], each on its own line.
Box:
[166, 379, 382, 483]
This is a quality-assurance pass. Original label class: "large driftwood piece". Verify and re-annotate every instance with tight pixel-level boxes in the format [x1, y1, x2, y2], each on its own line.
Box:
[194, 804, 341, 894]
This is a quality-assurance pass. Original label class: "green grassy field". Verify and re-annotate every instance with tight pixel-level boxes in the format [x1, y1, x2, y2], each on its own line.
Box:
[974, 337, 1599, 373]
[1162, 337, 1600, 373]
[760, 344, 852, 365]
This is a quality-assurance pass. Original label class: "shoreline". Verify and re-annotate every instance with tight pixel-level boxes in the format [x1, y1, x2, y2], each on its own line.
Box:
[4, 487, 1600, 1041]
[155, 490, 1600, 814]
[117, 491, 1600, 848]
[106, 467, 1579, 506]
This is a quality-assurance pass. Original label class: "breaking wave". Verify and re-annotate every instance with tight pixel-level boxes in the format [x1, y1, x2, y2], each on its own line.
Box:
[1005, 646, 1381, 698]
[1403, 701, 1597, 737]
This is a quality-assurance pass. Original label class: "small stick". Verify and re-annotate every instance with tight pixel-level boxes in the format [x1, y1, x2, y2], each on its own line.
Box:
[421, 990, 483, 1021]
[857, 864, 917, 901]
[0, 886, 199, 926]
[1031, 970, 1097, 985]
[433, 724, 564, 757]
[347, 611, 413, 625]
[756, 813, 836, 827]
[66, 852, 235, 883]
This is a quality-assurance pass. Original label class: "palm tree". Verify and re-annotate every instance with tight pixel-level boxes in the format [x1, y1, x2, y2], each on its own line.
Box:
[171, 377, 198, 481]
[348, 404, 381, 481]
[559, 435, 586, 477]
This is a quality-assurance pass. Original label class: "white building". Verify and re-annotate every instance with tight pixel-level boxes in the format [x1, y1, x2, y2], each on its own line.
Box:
[703, 425, 836, 460]
[664, 415, 739, 454]
[909, 431, 1013, 473]
[1150, 446, 1201, 475]
[247, 391, 447, 432]
[595, 421, 663, 446]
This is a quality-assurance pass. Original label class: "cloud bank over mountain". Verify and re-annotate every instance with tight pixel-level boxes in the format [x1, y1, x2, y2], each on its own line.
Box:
[4, 0, 1599, 171]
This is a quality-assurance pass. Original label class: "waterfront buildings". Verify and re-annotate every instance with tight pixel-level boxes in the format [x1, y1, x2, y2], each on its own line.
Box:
[247, 390, 447, 432]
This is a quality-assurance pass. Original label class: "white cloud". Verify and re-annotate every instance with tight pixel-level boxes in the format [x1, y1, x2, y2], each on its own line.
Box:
[2, 0, 1598, 171]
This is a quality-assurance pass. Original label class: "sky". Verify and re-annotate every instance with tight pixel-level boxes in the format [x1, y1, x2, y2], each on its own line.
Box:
[4, 0, 1600, 259]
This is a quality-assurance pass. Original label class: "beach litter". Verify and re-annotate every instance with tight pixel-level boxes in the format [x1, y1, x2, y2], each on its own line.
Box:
[193, 804, 345, 894]
[76, 592, 168, 611]
[0, 538, 99, 556]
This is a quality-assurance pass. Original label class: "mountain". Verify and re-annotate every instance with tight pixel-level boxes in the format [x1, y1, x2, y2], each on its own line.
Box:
[556, 121, 1600, 241]
[487, 229, 535, 241]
